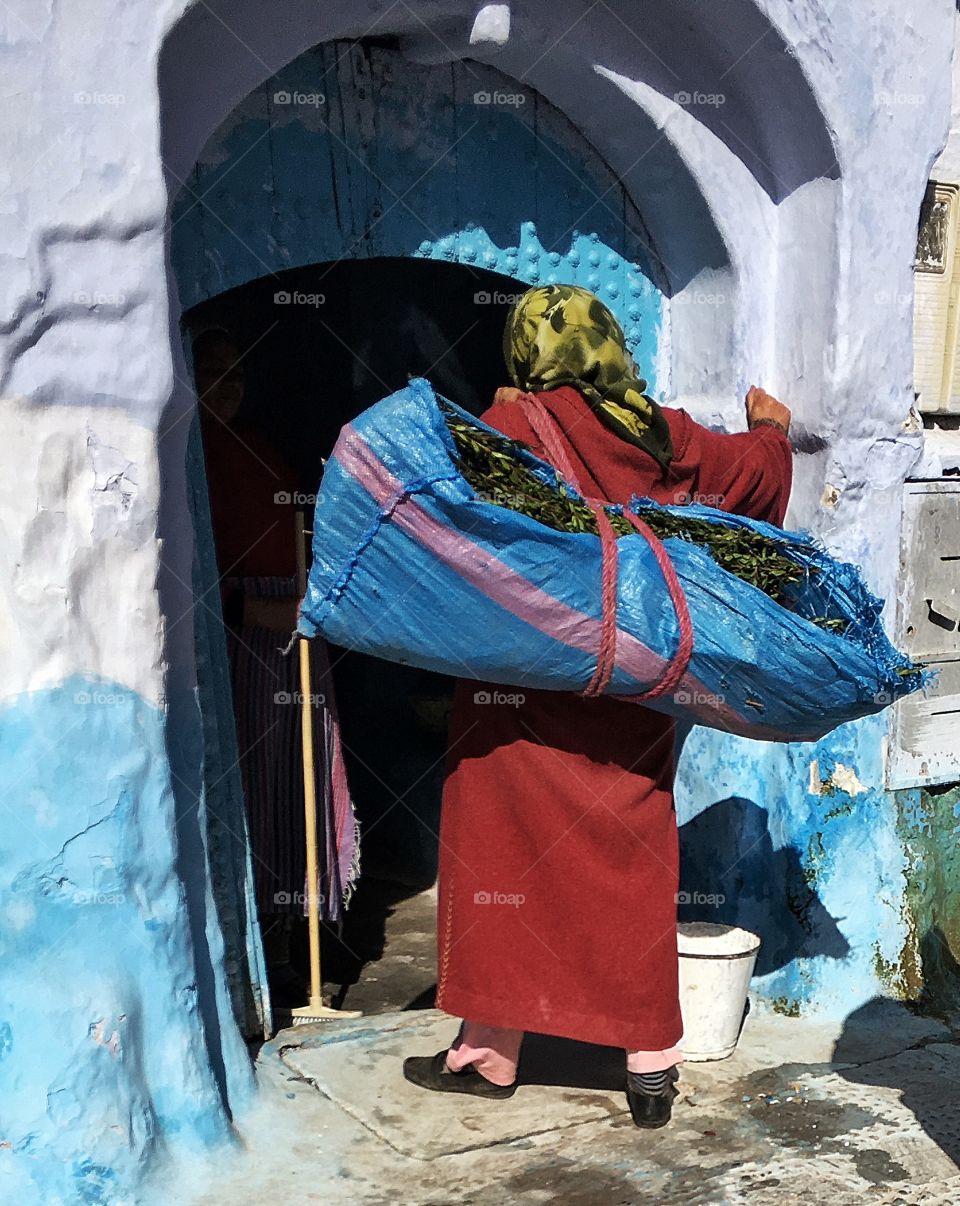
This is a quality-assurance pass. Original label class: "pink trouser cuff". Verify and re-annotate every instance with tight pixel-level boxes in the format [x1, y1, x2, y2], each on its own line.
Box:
[446, 1022, 524, 1086]
[626, 1045, 685, 1073]
[447, 1020, 683, 1085]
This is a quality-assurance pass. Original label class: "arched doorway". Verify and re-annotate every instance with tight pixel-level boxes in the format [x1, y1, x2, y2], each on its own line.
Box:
[181, 257, 535, 1018]
[168, 37, 688, 1028]
[170, 39, 673, 363]
[157, 4, 841, 1045]
[154, 0, 843, 1147]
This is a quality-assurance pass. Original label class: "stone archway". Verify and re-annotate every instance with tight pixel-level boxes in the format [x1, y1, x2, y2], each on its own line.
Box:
[155, 14, 841, 1078]
[152, 0, 844, 1156]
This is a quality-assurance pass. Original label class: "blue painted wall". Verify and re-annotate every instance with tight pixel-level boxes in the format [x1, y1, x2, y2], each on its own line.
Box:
[0, 677, 254, 1203]
[675, 715, 908, 1015]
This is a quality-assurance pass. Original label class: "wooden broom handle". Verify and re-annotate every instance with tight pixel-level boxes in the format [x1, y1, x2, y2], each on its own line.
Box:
[295, 511, 324, 1009]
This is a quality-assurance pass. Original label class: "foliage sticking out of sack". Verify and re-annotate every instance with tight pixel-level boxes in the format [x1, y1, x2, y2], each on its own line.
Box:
[443, 404, 809, 604]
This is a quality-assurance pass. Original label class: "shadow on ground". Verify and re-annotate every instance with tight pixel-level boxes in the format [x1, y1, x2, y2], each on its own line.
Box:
[312, 876, 438, 1013]
[835, 930, 960, 1170]
[516, 1034, 628, 1091]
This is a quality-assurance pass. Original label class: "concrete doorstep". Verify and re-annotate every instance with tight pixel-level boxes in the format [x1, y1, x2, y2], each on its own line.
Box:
[175, 1000, 960, 1205]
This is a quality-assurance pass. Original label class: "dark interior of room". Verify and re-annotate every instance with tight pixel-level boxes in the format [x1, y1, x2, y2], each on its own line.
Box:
[186, 257, 523, 1005]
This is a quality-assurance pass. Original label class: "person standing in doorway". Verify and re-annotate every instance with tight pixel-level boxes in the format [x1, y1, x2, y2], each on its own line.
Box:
[403, 285, 792, 1127]
[193, 328, 358, 1003]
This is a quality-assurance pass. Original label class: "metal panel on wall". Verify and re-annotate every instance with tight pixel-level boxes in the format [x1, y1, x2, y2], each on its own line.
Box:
[889, 480, 960, 788]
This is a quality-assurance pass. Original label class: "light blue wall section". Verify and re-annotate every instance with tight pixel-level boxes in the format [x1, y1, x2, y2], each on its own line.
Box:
[170, 43, 664, 383]
[675, 713, 907, 1015]
[0, 677, 254, 1204]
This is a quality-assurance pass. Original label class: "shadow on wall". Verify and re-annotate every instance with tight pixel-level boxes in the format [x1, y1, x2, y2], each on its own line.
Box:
[584, 0, 838, 202]
[678, 796, 850, 975]
[834, 931, 960, 1169]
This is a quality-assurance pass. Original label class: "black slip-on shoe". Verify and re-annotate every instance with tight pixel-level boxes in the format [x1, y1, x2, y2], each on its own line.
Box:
[626, 1067, 679, 1129]
[402, 1050, 518, 1099]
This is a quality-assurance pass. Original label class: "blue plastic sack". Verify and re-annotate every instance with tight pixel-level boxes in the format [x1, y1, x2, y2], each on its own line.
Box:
[299, 378, 924, 742]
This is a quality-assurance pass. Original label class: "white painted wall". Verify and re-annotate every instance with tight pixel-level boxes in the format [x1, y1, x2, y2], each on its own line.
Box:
[932, 12, 960, 186]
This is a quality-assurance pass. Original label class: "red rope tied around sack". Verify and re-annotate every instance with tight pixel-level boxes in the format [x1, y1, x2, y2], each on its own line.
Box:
[519, 393, 693, 699]
[583, 501, 619, 696]
[622, 510, 694, 700]
[520, 396, 581, 489]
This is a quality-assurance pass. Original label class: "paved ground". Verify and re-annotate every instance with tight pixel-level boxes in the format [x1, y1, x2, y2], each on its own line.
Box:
[163, 884, 960, 1204]
[172, 1003, 960, 1204]
[315, 880, 439, 1015]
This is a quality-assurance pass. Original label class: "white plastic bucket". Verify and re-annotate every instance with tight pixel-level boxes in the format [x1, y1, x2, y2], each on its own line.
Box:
[677, 922, 761, 1061]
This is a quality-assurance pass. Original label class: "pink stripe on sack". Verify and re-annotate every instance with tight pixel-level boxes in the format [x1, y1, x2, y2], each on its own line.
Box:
[335, 429, 662, 687]
[331, 427, 798, 740]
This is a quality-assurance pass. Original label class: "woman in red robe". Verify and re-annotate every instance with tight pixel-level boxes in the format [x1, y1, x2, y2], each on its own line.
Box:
[403, 286, 792, 1127]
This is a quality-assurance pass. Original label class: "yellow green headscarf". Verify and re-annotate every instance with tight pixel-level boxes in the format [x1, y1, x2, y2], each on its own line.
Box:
[503, 284, 673, 467]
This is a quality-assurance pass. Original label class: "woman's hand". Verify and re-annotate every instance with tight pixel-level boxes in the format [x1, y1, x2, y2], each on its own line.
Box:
[745, 385, 791, 435]
[493, 386, 530, 407]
